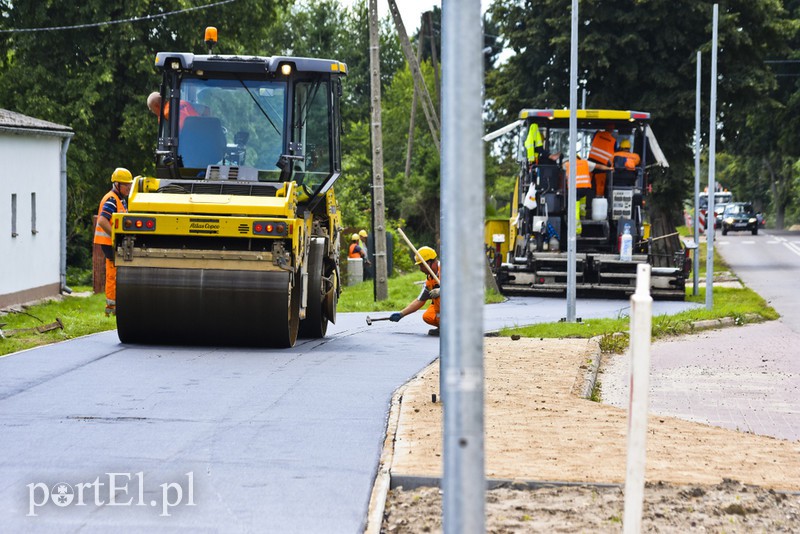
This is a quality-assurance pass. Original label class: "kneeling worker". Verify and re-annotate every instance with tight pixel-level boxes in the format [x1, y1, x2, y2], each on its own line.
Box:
[389, 246, 440, 336]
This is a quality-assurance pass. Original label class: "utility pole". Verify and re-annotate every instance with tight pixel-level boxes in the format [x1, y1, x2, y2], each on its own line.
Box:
[427, 10, 441, 110]
[404, 14, 425, 180]
[387, 0, 440, 151]
[368, 0, 388, 300]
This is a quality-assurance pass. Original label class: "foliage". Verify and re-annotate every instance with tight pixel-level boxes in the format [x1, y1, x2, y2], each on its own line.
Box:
[0, 0, 290, 269]
[486, 0, 799, 227]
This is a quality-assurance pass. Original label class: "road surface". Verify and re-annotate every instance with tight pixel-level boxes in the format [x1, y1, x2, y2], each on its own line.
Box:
[715, 229, 800, 333]
[0, 297, 697, 532]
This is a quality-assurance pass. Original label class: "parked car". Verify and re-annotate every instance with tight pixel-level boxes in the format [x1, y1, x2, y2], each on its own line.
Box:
[721, 202, 759, 235]
[713, 204, 728, 229]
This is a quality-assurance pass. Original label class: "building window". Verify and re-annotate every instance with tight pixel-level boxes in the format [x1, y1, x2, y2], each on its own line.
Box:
[31, 192, 37, 234]
[11, 194, 18, 237]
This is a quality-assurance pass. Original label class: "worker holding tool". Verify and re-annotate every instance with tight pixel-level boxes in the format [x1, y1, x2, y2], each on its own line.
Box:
[93, 168, 132, 317]
[389, 246, 441, 336]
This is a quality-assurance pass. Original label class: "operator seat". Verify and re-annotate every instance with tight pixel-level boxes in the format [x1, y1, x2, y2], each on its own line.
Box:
[180, 116, 227, 170]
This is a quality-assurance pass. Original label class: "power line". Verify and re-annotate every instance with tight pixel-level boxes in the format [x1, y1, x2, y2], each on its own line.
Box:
[0, 0, 236, 34]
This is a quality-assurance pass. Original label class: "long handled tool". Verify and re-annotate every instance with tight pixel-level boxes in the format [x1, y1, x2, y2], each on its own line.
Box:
[365, 315, 393, 326]
[396, 227, 440, 284]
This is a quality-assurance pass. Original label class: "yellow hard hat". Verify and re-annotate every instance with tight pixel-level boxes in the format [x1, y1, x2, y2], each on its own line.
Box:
[111, 168, 133, 184]
[359, 229, 368, 238]
[351, 233, 360, 241]
[414, 246, 437, 264]
[619, 139, 631, 150]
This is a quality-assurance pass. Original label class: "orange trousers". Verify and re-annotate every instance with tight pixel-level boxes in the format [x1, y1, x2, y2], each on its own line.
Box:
[105, 258, 117, 302]
[422, 304, 439, 327]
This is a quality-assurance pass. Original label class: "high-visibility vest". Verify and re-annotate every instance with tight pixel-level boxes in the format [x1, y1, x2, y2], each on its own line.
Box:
[613, 150, 640, 171]
[564, 160, 592, 189]
[588, 130, 615, 165]
[93, 190, 126, 246]
[524, 124, 544, 162]
[348, 243, 362, 259]
[425, 263, 441, 315]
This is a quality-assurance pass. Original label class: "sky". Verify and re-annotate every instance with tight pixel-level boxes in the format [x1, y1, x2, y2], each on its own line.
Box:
[340, 1, 494, 33]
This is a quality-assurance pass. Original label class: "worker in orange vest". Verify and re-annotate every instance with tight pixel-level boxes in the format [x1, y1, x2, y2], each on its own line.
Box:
[147, 91, 202, 129]
[563, 158, 611, 233]
[612, 138, 641, 170]
[348, 233, 371, 265]
[389, 246, 441, 336]
[93, 168, 132, 316]
[588, 124, 616, 196]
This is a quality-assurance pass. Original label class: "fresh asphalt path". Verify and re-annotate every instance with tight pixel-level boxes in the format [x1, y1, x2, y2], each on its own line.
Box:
[0, 296, 698, 532]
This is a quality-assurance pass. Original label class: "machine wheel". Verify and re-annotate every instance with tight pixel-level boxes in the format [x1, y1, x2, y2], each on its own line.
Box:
[752, 227, 758, 235]
[278, 275, 302, 347]
[298, 238, 328, 338]
[116, 266, 300, 347]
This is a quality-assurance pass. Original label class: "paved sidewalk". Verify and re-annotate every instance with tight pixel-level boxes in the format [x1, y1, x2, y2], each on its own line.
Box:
[601, 320, 800, 441]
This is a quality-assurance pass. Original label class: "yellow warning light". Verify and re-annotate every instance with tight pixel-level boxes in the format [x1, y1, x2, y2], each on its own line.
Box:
[280, 64, 292, 76]
[205, 27, 218, 45]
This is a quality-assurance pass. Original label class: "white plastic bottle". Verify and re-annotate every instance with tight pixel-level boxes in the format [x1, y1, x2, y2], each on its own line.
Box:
[620, 223, 633, 261]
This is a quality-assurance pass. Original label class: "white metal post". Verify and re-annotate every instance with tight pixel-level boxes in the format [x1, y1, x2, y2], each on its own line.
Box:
[566, 0, 579, 322]
[441, 0, 486, 533]
[623, 263, 653, 534]
[706, 4, 719, 310]
[693, 51, 701, 296]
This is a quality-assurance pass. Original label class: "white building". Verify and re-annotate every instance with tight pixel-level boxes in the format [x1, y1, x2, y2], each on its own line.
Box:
[0, 109, 73, 308]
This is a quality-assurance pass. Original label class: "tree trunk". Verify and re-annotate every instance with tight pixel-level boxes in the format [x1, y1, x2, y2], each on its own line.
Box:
[648, 206, 681, 268]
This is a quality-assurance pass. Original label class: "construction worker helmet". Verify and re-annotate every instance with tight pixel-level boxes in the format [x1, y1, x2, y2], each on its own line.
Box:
[351, 233, 360, 241]
[619, 139, 631, 150]
[111, 168, 133, 184]
[359, 229, 368, 238]
[414, 246, 437, 265]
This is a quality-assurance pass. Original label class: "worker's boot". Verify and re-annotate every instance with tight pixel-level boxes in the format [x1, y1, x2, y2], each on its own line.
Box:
[105, 299, 116, 317]
[427, 328, 440, 337]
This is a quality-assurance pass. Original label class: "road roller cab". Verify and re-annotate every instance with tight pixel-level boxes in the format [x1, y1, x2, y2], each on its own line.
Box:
[112, 29, 346, 347]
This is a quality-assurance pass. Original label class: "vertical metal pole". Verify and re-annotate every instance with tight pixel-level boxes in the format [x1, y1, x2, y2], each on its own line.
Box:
[566, 0, 579, 322]
[693, 51, 701, 296]
[706, 4, 718, 310]
[441, 0, 485, 532]
[368, 0, 388, 300]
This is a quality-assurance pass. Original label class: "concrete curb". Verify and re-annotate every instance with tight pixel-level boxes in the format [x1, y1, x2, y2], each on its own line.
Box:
[580, 337, 605, 399]
[364, 382, 408, 534]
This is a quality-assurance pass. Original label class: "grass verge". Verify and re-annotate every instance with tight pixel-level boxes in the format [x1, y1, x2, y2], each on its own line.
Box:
[500, 285, 778, 352]
[0, 290, 116, 358]
[337, 272, 504, 312]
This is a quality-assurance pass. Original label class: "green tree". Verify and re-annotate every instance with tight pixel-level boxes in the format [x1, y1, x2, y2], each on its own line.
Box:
[487, 0, 797, 229]
[0, 0, 289, 269]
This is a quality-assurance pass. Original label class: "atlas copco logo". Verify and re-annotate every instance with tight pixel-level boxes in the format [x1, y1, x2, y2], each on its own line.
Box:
[27, 472, 195, 517]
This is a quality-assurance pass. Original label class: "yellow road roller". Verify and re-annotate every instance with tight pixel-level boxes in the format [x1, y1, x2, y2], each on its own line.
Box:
[112, 29, 346, 347]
